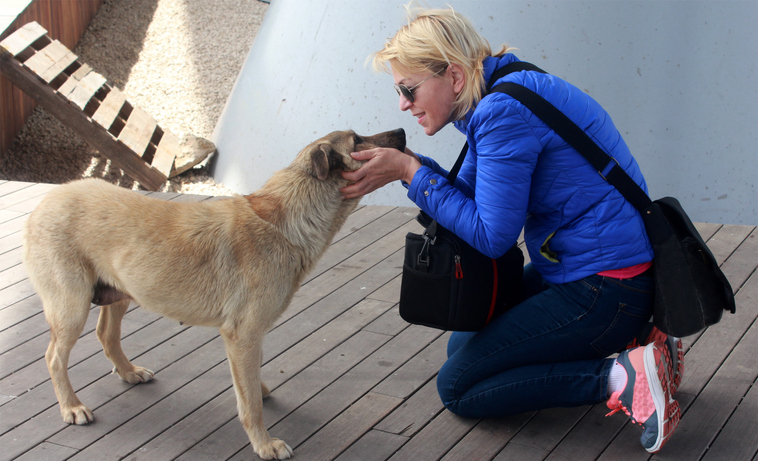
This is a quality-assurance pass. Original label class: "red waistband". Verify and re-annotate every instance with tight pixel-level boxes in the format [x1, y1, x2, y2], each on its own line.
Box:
[597, 261, 653, 280]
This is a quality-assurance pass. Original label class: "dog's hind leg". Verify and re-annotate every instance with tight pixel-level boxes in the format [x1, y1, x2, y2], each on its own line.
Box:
[43, 295, 94, 425]
[220, 325, 293, 460]
[96, 299, 154, 384]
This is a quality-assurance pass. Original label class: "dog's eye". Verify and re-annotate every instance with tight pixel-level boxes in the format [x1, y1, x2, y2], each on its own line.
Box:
[353, 135, 363, 146]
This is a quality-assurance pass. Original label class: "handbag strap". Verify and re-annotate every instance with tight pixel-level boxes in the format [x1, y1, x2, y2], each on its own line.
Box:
[447, 61, 548, 183]
[489, 82, 654, 211]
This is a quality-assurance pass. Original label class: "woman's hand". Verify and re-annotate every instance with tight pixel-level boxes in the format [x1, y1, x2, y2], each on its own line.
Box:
[340, 147, 421, 199]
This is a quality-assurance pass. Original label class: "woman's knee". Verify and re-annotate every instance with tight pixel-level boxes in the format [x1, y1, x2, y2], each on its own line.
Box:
[446, 331, 475, 358]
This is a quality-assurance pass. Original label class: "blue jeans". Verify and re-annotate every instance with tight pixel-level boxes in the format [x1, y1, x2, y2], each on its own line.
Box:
[437, 263, 654, 418]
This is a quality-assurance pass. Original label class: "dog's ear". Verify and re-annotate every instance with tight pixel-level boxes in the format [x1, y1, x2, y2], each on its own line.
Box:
[310, 145, 331, 181]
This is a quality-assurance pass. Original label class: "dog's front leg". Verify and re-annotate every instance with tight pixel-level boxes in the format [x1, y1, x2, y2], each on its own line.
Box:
[220, 325, 293, 460]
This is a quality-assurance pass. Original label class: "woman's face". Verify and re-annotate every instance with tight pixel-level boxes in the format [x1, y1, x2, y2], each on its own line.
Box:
[392, 65, 460, 136]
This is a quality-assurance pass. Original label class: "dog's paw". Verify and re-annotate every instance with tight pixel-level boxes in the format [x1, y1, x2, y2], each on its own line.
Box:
[114, 366, 155, 384]
[255, 438, 293, 460]
[62, 404, 94, 425]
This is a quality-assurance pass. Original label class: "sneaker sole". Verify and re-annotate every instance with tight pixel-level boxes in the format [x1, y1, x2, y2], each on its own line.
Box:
[643, 341, 681, 453]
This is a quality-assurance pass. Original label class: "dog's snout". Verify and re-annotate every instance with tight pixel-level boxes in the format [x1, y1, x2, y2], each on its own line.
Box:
[392, 128, 406, 152]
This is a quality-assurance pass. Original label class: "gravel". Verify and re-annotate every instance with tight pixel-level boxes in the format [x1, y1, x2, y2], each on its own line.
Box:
[0, 0, 269, 196]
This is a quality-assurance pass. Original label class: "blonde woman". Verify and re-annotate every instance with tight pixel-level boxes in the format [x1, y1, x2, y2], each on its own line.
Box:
[341, 6, 683, 453]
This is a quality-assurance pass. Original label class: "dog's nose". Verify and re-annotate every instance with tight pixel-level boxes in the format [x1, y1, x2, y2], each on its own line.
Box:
[392, 128, 406, 151]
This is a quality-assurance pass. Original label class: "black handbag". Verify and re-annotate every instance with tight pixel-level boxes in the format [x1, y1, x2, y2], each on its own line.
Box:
[399, 209, 525, 331]
[489, 74, 736, 337]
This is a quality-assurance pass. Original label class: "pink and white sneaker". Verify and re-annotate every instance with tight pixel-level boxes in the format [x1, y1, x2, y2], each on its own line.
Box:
[627, 324, 684, 394]
[607, 341, 681, 453]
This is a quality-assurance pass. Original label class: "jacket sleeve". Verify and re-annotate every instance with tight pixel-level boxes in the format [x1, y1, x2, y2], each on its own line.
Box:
[408, 95, 542, 258]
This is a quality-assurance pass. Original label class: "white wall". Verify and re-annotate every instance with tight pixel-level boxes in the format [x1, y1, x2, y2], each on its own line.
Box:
[211, 0, 758, 225]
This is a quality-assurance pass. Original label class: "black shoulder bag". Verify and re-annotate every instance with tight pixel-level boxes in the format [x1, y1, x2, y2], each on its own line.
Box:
[488, 72, 736, 337]
[398, 62, 541, 331]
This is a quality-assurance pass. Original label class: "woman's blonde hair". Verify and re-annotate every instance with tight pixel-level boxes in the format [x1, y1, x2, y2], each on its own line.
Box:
[370, 5, 513, 121]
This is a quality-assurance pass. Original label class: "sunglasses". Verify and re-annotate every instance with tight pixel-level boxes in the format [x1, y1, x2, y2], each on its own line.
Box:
[394, 67, 447, 103]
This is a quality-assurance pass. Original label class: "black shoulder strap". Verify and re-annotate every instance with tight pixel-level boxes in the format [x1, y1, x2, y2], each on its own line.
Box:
[489, 82, 653, 211]
[447, 61, 547, 182]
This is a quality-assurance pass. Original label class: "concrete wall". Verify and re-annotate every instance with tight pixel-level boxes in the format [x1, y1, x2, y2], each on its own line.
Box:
[211, 0, 757, 225]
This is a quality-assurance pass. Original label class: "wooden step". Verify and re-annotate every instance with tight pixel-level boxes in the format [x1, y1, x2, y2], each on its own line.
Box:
[0, 22, 215, 190]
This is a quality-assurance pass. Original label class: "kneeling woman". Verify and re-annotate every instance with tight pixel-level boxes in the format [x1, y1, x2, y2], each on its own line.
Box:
[341, 6, 682, 454]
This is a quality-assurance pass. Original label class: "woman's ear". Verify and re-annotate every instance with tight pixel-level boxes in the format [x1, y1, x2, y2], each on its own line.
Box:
[448, 62, 466, 94]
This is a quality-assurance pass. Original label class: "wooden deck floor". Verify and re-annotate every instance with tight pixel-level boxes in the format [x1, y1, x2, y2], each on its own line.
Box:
[0, 180, 756, 461]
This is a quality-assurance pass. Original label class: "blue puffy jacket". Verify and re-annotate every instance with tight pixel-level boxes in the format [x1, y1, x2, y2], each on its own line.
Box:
[407, 54, 653, 284]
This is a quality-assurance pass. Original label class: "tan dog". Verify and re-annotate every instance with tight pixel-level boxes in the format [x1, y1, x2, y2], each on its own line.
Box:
[22, 128, 406, 460]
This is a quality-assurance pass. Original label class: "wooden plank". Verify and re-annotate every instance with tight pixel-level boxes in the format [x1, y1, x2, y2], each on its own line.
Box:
[374, 377, 445, 437]
[496, 407, 592, 460]
[0, 306, 157, 394]
[4, 189, 52, 214]
[91, 86, 126, 130]
[13, 442, 78, 461]
[0, 314, 52, 383]
[0, 180, 34, 197]
[262, 299, 395, 392]
[167, 193, 213, 203]
[56, 63, 92, 98]
[719, 226, 758, 292]
[331, 205, 397, 244]
[362, 304, 408, 337]
[68, 69, 107, 110]
[61, 341, 229, 459]
[372, 331, 449, 399]
[304, 206, 416, 284]
[0, 182, 55, 210]
[333, 430, 408, 461]
[0, 262, 26, 291]
[702, 372, 758, 460]
[0, 278, 36, 311]
[0, 317, 212, 461]
[21, 39, 68, 77]
[0, 21, 46, 56]
[270, 325, 442, 449]
[0, 233, 23, 259]
[39, 49, 78, 83]
[178, 325, 442, 460]
[152, 130, 179, 177]
[127, 391, 239, 461]
[387, 409, 478, 461]
[118, 106, 157, 157]
[132, 329, 392, 460]
[545, 404, 629, 460]
[442, 415, 534, 461]
[0, 209, 25, 226]
[695, 222, 722, 242]
[367, 275, 401, 305]
[280, 220, 414, 327]
[706, 224, 754, 266]
[0, 212, 27, 238]
[0, 290, 39, 332]
[264, 247, 407, 364]
[291, 392, 403, 461]
[0, 305, 152, 404]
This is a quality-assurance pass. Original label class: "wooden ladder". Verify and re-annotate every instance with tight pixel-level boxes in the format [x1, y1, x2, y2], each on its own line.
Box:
[0, 22, 215, 191]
